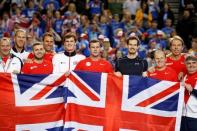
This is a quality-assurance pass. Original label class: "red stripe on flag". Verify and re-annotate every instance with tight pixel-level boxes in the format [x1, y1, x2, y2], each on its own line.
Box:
[68, 73, 100, 101]
[137, 83, 180, 107]
[31, 74, 67, 100]
[64, 74, 176, 131]
[65, 103, 176, 131]
[0, 73, 64, 130]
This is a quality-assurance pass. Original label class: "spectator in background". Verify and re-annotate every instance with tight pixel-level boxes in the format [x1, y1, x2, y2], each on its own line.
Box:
[75, 39, 113, 73]
[52, 33, 85, 73]
[110, 14, 124, 38]
[77, 33, 90, 57]
[98, 15, 110, 38]
[117, 36, 128, 57]
[162, 18, 175, 38]
[122, 11, 134, 35]
[115, 34, 148, 76]
[112, 28, 124, 48]
[146, 20, 159, 39]
[87, 0, 103, 17]
[135, 2, 153, 29]
[188, 36, 197, 56]
[22, 42, 53, 74]
[146, 50, 178, 81]
[176, 9, 194, 49]
[123, 0, 140, 19]
[22, 0, 38, 20]
[0, 37, 22, 73]
[76, 15, 90, 37]
[43, 0, 60, 11]
[101, 37, 116, 62]
[88, 22, 101, 41]
[29, 17, 43, 40]
[53, 10, 63, 37]
[148, 0, 159, 20]
[158, 3, 175, 29]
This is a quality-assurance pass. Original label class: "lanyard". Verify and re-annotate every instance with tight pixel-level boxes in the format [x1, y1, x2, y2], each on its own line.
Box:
[0, 56, 13, 72]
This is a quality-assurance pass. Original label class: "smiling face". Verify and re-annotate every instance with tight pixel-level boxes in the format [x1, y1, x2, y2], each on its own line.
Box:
[170, 39, 183, 56]
[0, 38, 11, 57]
[33, 44, 45, 60]
[186, 59, 197, 74]
[127, 39, 139, 55]
[14, 30, 26, 49]
[43, 35, 54, 52]
[64, 37, 76, 53]
[154, 50, 166, 68]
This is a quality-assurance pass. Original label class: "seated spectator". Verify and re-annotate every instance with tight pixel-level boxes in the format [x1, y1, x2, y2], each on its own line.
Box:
[158, 3, 174, 29]
[146, 50, 178, 81]
[98, 15, 110, 38]
[188, 36, 197, 56]
[22, 0, 38, 19]
[123, 0, 140, 19]
[135, 2, 152, 29]
[162, 18, 175, 38]
[146, 20, 159, 39]
[22, 42, 53, 74]
[53, 10, 63, 36]
[77, 33, 90, 57]
[110, 14, 124, 38]
[0, 37, 22, 73]
[87, 0, 103, 17]
[88, 22, 101, 41]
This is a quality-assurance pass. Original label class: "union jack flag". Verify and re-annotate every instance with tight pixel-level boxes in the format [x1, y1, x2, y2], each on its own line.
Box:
[0, 71, 184, 131]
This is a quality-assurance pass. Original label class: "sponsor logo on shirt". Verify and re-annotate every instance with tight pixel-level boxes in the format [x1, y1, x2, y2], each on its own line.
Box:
[150, 73, 157, 76]
[30, 66, 37, 70]
[73, 61, 78, 65]
[86, 62, 91, 66]
[166, 62, 173, 65]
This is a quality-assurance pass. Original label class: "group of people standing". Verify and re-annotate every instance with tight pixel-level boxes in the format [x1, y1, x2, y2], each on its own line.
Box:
[0, 28, 196, 131]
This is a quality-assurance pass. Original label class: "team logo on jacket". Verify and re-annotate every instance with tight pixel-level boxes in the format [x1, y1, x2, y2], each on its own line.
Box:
[86, 62, 91, 66]
[73, 61, 78, 65]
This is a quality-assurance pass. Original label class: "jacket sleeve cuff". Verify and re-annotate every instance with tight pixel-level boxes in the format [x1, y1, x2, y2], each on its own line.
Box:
[191, 89, 197, 97]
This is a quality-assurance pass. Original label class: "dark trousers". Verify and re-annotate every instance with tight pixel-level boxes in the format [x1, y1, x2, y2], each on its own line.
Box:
[181, 116, 197, 131]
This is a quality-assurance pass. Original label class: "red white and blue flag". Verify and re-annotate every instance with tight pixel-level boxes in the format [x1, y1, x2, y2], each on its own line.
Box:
[0, 71, 184, 131]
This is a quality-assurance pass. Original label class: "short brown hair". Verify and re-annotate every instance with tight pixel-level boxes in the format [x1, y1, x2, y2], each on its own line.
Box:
[63, 32, 77, 42]
[14, 29, 27, 37]
[89, 39, 101, 47]
[127, 36, 140, 46]
[185, 55, 197, 62]
[42, 32, 54, 41]
[32, 42, 43, 49]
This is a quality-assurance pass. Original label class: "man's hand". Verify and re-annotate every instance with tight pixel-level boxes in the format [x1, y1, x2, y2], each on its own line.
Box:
[148, 66, 155, 73]
[114, 71, 122, 77]
[65, 71, 70, 77]
[178, 72, 184, 81]
[184, 83, 193, 93]
[24, 59, 33, 63]
[12, 70, 20, 74]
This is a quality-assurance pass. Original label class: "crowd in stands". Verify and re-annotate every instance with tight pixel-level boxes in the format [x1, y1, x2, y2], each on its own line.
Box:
[0, 0, 196, 130]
